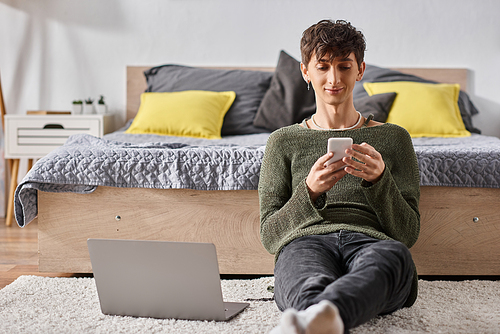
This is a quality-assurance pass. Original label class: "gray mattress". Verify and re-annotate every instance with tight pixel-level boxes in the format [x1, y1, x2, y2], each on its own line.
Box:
[14, 131, 500, 227]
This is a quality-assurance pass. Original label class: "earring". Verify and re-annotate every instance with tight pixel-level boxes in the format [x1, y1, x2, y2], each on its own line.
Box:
[307, 81, 310, 91]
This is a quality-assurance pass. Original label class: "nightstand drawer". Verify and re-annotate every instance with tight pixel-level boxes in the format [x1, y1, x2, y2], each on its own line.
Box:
[5, 115, 113, 158]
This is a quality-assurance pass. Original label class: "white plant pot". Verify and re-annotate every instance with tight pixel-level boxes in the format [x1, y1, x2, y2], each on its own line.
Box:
[72, 104, 83, 115]
[84, 104, 94, 114]
[96, 104, 107, 114]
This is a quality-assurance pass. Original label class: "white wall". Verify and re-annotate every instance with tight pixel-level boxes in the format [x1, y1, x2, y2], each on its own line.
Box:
[1, 0, 499, 137]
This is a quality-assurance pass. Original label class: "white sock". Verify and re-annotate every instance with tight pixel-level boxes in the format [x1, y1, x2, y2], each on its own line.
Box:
[299, 300, 344, 334]
[270, 308, 306, 334]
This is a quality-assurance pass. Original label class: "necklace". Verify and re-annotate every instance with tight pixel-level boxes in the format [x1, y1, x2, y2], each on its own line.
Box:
[311, 111, 363, 131]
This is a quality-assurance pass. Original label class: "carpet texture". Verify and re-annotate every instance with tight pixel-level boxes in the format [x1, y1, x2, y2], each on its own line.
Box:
[0, 275, 499, 333]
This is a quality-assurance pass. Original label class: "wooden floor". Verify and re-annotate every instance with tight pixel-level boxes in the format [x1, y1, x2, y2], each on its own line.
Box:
[0, 218, 90, 289]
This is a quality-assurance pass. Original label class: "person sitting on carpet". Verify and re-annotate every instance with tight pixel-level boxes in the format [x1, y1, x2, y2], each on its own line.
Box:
[259, 19, 420, 333]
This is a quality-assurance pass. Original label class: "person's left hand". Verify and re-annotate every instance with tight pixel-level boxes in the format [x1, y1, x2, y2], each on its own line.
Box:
[343, 143, 385, 184]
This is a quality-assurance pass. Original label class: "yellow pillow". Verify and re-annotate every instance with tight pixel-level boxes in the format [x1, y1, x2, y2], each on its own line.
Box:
[363, 82, 470, 138]
[126, 90, 236, 139]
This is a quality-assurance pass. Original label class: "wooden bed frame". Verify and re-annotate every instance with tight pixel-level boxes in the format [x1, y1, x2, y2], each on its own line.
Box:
[36, 66, 500, 276]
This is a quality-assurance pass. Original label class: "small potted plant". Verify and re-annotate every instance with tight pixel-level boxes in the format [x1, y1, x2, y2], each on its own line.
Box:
[72, 100, 83, 114]
[96, 95, 107, 114]
[84, 97, 94, 114]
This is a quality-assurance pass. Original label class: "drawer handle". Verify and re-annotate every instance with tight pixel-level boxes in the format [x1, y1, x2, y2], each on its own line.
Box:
[43, 123, 65, 129]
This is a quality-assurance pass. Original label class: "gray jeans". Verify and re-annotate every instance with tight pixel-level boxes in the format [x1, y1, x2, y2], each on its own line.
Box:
[274, 231, 414, 330]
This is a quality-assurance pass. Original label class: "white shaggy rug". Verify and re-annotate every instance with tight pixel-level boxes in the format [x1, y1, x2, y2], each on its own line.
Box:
[0, 275, 499, 333]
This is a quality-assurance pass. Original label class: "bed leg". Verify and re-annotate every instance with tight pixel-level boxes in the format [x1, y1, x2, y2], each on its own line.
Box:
[5, 159, 19, 227]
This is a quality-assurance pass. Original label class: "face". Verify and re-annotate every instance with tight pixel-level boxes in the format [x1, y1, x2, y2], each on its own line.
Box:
[301, 52, 365, 108]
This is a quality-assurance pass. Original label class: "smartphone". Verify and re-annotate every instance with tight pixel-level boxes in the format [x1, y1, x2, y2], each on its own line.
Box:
[325, 137, 353, 169]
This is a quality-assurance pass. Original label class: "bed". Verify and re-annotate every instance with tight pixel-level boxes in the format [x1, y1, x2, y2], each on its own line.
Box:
[14, 51, 500, 276]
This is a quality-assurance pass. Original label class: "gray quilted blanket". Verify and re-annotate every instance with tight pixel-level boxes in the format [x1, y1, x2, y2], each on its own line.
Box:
[413, 135, 500, 187]
[14, 133, 500, 227]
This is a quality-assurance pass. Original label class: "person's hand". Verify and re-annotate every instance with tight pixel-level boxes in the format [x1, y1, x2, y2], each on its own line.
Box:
[306, 152, 348, 202]
[343, 143, 385, 184]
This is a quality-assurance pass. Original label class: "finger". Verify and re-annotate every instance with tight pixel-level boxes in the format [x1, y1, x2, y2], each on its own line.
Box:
[343, 157, 373, 175]
[311, 152, 333, 172]
[343, 156, 367, 171]
[352, 142, 374, 150]
[325, 158, 348, 171]
[345, 152, 378, 170]
[323, 153, 348, 169]
[348, 147, 381, 167]
[343, 152, 385, 183]
[320, 152, 335, 166]
[345, 163, 383, 183]
[345, 149, 366, 164]
[351, 143, 379, 159]
[344, 166, 367, 179]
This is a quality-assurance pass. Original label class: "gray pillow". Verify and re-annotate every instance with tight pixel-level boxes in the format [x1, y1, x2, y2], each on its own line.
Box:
[253, 51, 397, 131]
[354, 92, 397, 123]
[354, 64, 481, 134]
[144, 65, 273, 136]
[253, 51, 316, 131]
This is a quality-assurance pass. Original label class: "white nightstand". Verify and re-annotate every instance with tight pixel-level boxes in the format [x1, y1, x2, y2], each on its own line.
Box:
[5, 114, 114, 159]
[4, 114, 114, 226]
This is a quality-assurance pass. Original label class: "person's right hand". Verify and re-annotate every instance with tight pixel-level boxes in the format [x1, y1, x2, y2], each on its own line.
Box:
[306, 152, 348, 202]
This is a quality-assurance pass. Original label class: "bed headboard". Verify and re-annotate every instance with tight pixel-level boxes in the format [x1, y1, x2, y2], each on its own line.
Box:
[126, 66, 468, 121]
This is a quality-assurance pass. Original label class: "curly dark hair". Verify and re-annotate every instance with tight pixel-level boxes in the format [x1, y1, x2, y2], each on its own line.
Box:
[300, 19, 366, 68]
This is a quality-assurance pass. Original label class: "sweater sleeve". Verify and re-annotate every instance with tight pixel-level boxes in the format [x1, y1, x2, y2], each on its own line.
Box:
[361, 129, 421, 248]
[258, 132, 324, 255]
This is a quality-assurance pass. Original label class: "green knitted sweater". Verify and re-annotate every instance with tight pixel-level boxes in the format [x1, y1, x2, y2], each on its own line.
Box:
[258, 123, 421, 306]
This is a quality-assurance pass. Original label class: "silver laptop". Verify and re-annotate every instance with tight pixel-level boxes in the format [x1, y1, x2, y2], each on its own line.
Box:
[87, 239, 249, 321]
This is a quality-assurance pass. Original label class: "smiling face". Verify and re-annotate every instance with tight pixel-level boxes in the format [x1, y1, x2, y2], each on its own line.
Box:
[301, 52, 365, 109]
